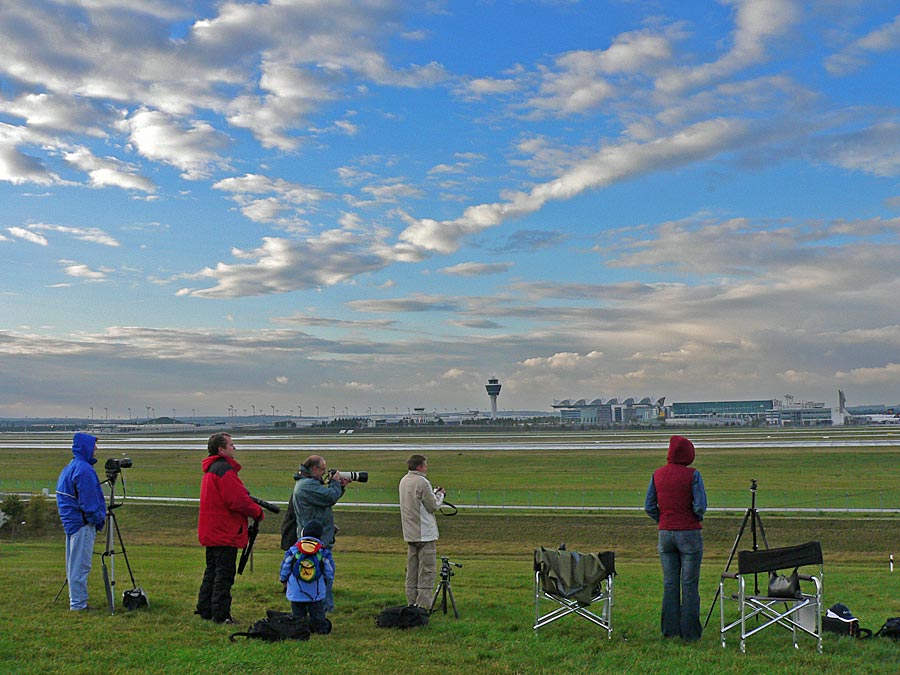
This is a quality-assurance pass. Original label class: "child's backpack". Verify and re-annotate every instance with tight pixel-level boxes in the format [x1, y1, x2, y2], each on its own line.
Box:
[229, 610, 311, 642]
[875, 617, 900, 639]
[292, 539, 325, 583]
[376, 604, 430, 629]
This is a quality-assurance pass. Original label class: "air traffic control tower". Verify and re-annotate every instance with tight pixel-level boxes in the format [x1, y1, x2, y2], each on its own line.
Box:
[486, 377, 502, 419]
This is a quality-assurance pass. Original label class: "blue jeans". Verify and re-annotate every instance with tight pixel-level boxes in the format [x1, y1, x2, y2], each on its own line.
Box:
[324, 571, 334, 613]
[658, 529, 703, 640]
[65, 524, 96, 610]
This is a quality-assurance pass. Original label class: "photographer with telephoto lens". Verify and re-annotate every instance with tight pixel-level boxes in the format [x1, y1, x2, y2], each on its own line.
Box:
[292, 455, 355, 613]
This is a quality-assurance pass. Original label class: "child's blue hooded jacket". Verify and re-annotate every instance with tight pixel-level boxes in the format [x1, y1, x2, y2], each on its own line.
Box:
[279, 536, 334, 603]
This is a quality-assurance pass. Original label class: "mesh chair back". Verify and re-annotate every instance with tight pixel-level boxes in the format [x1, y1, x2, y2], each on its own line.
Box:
[737, 541, 822, 575]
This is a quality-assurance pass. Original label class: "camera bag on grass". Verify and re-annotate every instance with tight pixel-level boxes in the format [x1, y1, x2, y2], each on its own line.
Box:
[229, 610, 311, 642]
[376, 605, 430, 629]
[122, 587, 149, 611]
[823, 603, 872, 639]
[875, 617, 900, 639]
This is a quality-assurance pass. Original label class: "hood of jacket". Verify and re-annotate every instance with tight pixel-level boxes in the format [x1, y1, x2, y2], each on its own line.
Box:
[72, 432, 98, 465]
[667, 435, 695, 466]
[202, 453, 241, 473]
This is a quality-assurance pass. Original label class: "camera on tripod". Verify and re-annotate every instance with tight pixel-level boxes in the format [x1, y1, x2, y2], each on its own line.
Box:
[432, 556, 463, 618]
[439, 556, 462, 580]
[104, 457, 132, 480]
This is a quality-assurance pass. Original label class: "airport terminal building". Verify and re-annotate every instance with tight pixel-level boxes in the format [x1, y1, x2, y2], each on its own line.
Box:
[554, 396, 835, 427]
[552, 397, 667, 426]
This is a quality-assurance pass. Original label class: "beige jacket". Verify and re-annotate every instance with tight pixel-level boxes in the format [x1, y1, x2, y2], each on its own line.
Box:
[399, 470, 444, 542]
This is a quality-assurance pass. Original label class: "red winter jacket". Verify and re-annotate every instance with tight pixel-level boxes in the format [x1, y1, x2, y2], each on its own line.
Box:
[198, 454, 264, 548]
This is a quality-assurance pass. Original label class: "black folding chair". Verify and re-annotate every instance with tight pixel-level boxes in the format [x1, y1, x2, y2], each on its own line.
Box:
[720, 541, 823, 652]
[533, 547, 615, 638]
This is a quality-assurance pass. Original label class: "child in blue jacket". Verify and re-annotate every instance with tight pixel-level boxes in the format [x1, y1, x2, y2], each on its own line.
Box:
[279, 519, 334, 634]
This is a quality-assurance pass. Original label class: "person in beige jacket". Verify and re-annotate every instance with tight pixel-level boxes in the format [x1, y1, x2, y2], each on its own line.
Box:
[399, 454, 445, 607]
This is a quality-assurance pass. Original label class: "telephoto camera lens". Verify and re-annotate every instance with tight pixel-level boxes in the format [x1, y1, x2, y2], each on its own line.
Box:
[334, 470, 368, 483]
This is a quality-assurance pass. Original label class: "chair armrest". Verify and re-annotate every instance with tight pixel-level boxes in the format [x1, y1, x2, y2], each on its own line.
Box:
[797, 574, 816, 582]
[721, 572, 738, 580]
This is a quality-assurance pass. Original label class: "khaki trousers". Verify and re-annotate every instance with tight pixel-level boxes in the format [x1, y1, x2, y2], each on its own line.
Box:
[405, 540, 437, 607]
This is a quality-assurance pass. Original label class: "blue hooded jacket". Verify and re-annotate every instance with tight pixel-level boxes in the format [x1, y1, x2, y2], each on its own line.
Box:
[279, 535, 334, 603]
[56, 432, 107, 535]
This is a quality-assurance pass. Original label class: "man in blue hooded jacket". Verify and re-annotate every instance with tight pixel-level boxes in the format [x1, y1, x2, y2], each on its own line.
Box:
[56, 432, 107, 611]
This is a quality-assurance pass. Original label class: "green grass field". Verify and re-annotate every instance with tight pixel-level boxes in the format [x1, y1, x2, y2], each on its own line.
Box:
[2, 427, 900, 674]
[3, 426, 900, 511]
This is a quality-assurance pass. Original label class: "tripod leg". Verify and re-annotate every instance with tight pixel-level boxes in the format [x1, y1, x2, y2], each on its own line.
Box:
[101, 554, 114, 614]
[430, 583, 442, 614]
[750, 509, 770, 595]
[112, 509, 139, 588]
[704, 507, 754, 628]
[53, 578, 69, 604]
[446, 584, 459, 619]
[103, 510, 117, 614]
[753, 510, 770, 549]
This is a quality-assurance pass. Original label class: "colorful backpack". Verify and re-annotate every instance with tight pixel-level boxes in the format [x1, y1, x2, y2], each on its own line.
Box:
[292, 539, 325, 583]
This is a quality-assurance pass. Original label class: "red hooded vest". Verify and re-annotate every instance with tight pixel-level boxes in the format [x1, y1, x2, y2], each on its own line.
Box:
[652, 435, 702, 531]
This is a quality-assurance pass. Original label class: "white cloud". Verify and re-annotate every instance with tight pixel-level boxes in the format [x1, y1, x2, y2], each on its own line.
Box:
[7, 227, 49, 246]
[813, 123, 900, 177]
[399, 118, 751, 254]
[0, 125, 60, 185]
[347, 294, 463, 313]
[182, 231, 419, 298]
[826, 14, 900, 75]
[0, 93, 117, 136]
[459, 77, 520, 99]
[62, 146, 156, 192]
[835, 362, 900, 384]
[29, 223, 120, 247]
[656, 0, 800, 94]
[528, 29, 672, 116]
[60, 261, 106, 281]
[439, 261, 512, 276]
[345, 381, 376, 391]
[520, 351, 604, 370]
[125, 109, 231, 180]
[213, 173, 331, 224]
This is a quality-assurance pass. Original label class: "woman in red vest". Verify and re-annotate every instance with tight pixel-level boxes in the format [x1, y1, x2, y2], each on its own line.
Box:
[644, 435, 707, 641]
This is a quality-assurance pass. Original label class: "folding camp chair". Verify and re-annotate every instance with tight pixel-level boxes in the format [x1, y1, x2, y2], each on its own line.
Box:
[719, 541, 823, 653]
[533, 547, 615, 638]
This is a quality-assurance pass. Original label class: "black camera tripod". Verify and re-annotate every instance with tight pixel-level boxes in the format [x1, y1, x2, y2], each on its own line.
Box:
[99, 468, 141, 614]
[704, 478, 770, 627]
[430, 556, 462, 619]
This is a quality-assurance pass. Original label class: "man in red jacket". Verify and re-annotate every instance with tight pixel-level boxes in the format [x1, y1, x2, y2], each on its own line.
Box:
[196, 432, 264, 624]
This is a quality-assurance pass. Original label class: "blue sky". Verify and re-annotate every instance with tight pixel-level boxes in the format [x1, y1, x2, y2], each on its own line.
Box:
[2, 0, 900, 418]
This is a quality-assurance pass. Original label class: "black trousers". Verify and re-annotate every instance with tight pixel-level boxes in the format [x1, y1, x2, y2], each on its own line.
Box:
[196, 546, 237, 621]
